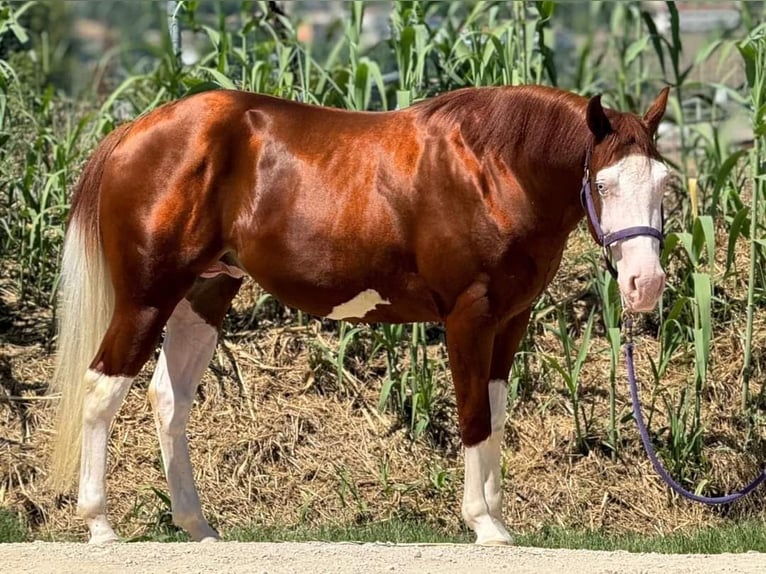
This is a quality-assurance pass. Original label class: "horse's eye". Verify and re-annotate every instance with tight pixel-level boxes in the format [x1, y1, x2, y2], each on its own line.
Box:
[596, 182, 607, 195]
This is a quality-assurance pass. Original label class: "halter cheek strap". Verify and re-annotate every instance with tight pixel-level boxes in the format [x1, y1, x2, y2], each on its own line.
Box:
[580, 146, 664, 280]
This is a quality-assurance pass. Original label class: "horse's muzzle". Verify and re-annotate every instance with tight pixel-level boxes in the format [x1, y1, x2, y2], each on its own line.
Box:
[619, 264, 666, 312]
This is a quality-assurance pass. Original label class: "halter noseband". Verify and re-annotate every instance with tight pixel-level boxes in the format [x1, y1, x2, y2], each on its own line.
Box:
[580, 145, 664, 280]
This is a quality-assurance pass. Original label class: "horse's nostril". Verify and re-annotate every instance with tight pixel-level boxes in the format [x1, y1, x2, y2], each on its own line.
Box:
[627, 274, 638, 292]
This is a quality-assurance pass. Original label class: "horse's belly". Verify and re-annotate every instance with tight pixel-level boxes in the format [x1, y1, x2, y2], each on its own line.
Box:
[251, 269, 442, 324]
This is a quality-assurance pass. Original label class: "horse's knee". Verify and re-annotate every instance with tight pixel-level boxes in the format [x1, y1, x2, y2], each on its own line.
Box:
[458, 412, 491, 446]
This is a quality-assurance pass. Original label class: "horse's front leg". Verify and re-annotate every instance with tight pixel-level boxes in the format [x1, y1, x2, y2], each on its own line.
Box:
[445, 281, 512, 546]
[484, 308, 531, 524]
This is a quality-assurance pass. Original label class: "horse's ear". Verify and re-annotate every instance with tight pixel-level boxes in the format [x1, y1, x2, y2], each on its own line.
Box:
[643, 87, 670, 135]
[586, 95, 612, 142]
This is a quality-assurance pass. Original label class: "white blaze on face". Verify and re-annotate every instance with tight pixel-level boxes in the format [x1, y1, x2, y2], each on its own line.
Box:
[596, 154, 667, 312]
[327, 289, 390, 320]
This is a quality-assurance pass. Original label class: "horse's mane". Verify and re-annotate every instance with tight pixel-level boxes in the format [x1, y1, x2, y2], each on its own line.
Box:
[414, 85, 657, 168]
[414, 86, 588, 165]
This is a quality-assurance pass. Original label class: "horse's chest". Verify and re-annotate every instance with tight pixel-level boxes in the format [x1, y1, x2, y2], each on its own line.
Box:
[488, 243, 566, 319]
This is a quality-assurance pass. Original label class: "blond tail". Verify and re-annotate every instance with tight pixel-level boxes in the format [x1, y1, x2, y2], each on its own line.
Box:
[48, 123, 131, 492]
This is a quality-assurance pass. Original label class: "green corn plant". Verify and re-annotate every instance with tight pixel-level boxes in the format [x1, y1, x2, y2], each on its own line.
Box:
[338, 1, 385, 111]
[682, 38, 749, 221]
[649, 297, 688, 382]
[0, 1, 34, 145]
[198, 1, 298, 98]
[646, 297, 689, 442]
[643, 2, 692, 195]
[691, 271, 712, 433]
[544, 305, 595, 454]
[125, 486, 189, 542]
[739, 20, 766, 410]
[598, 0, 648, 111]
[306, 323, 368, 398]
[373, 322, 440, 440]
[406, 322, 437, 439]
[724, 206, 750, 277]
[663, 213, 715, 458]
[666, 214, 716, 272]
[390, 0, 430, 107]
[3, 84, 92, 300]
[508, 332, 534, 413]
[591, 256, 622, 454]
[427, 461, 453, 495]
[571, 1, 608, 95]
[660, 388, 705, 484]
[434, 1, 556, 90]
[450, 6, 518, 88]
[375, 323, 407, 414]
[333, 464, 370, 521]
[509, 1, 530, 85]
[531, 1, 556, 85]
[336, 321, 366, 391]
[709, 145, 751, 225]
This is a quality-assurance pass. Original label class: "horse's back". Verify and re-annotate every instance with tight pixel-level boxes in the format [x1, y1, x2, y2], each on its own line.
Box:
[92, 91, 441, 320]
[92, 88, 538, 323]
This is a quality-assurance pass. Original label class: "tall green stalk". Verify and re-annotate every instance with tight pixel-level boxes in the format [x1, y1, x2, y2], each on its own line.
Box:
[740, 21, 766, 410]
[593, 259, 621, 455]
[391, 0, 429, 108]
[545, 305, 595, 455]
[512, 1, 528, 84]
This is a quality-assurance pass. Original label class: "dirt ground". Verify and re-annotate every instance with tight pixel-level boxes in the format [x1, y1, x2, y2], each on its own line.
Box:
[0, 541, 764, 574]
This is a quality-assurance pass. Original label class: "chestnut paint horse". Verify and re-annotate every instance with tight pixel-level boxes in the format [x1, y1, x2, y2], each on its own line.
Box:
[49, 84, 669, 545]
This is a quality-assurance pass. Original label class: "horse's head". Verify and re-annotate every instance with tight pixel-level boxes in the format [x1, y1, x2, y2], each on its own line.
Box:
[585, 88, 670, 313]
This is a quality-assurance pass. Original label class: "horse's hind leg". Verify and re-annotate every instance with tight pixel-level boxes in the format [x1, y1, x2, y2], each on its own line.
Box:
[79, 369, 133, 544]
[79, 298, 187, 544]
[147, 274, 242, 542]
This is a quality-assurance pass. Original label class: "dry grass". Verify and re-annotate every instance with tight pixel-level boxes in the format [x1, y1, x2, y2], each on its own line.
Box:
[2, 225, 766, 542]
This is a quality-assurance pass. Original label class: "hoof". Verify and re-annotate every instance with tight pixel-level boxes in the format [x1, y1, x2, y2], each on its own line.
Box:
[477, 537, 514, 547]
[85, 514, 120, 545]
[88, 532, 120, 545]
[187, 523, 220, 543]
[472, 517, 514, 547]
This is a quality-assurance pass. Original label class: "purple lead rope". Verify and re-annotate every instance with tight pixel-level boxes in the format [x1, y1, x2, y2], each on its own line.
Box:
[624, 337, 766, 504]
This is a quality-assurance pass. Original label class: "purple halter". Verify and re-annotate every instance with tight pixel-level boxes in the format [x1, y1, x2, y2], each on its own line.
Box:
[580, 146, 664, 279]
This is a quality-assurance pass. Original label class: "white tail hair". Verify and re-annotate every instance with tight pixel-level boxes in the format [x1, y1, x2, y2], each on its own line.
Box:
[48, 220, 114, 491]
[47, 122, 131, 492]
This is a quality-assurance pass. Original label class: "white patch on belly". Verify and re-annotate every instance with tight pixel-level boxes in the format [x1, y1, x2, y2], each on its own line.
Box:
[327, 289, 390, 320]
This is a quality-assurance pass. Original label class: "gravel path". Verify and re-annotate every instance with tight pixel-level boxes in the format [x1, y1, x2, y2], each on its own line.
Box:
[1, 542, 764, 573]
